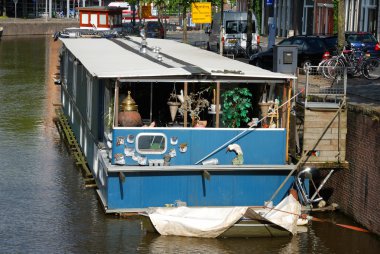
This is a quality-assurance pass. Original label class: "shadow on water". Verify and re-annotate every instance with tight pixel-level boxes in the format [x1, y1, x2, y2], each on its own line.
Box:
[0, 36, 379, 253]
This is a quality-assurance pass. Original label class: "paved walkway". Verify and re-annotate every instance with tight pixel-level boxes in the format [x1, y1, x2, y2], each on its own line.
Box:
[346, 79, 380, 113]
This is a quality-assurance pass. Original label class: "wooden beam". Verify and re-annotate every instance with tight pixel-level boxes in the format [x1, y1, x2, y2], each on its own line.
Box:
[184, 82, 188, 127]
[285, 80, 292, 163]
[215, 82, 221, 128]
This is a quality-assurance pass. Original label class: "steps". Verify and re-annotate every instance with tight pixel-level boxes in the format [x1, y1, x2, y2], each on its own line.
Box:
[54, 108, 96, 188]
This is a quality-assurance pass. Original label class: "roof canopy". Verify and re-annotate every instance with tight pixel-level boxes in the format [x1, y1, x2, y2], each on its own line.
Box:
[60, 37, 296, 83]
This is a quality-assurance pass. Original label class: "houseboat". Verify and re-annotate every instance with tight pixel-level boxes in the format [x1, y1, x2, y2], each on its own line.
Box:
[55, 6, 123, 39]
[57, 35, 300, 215]
[77, 6, 123, 32]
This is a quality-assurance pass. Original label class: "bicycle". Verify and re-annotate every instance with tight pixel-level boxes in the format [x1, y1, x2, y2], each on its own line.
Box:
[362, 57, 380, 80]
[230, 40, 261, 59]
[319, 47, 375, 79]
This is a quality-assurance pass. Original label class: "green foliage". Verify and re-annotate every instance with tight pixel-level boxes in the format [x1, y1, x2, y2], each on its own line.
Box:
[333, 0, 338, 34]
[221, 88, 252, 128]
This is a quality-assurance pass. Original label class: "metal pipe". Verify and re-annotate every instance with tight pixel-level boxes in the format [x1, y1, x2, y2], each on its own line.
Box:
[310, 170, 334, 201]
[114, 80, 119, 127]
[267, 99, 346, 203]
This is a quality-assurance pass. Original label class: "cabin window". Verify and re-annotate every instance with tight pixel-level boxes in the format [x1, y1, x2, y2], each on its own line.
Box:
[82, 14, 89, 24]
[86, 74, 93, 129]
[136, 133, 167, 154]
[73, 61, 78, 100]
[99, 14, 107, 25]
[63, 51, 68, 87]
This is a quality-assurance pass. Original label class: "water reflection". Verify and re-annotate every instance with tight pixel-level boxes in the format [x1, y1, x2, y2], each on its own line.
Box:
[139, 232, 298, 254]
[0, 36, 379, 253]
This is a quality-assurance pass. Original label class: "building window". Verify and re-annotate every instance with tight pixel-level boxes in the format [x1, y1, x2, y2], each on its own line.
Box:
[63, 51, 68, 87]
[136, 133, 167, 154]
[86, 74, 93, 129]
[99, 14, 107, 25]
[82, 14, 89, 24]
[73, 61, 78, 100]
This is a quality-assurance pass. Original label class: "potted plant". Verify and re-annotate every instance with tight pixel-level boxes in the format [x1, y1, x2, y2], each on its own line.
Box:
[221, 87, 252, 128]
[178, 88, 210, 126]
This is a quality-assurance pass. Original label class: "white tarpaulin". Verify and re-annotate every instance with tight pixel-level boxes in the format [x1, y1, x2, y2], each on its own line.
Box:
[145, 194, 301, 238]
[246, 194, 302, 235]
[147, 206, 247, 238]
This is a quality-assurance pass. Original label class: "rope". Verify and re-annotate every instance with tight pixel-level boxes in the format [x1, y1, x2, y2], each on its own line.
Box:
[195, 88, 305, 165]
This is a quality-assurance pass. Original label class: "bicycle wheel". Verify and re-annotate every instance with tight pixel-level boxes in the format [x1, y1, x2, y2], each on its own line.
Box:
[351, 65, 362, 77]
[317, 59, 330, 78]
[362, 57, 380, 80]
[326, 58, 345, 79]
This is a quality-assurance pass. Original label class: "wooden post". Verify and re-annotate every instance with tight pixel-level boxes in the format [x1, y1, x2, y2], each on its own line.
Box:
[114, 80, 119, 127]
[285, 80, 293, 163]
[184, 82, 188, 127]
[215, 82, 221, 128]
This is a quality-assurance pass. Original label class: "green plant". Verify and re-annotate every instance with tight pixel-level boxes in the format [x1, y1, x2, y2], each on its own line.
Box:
[221, 87, 252, 128]
[104, 98, 114, 130]
[178, 87, 210, 125]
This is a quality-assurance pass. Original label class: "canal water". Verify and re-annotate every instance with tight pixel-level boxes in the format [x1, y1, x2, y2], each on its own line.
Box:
[0, 36, 379, 253]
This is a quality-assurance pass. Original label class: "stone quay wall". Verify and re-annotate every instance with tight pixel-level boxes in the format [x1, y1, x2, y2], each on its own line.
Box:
[0, 19, 79, 36]
[324, 105, 380, 235]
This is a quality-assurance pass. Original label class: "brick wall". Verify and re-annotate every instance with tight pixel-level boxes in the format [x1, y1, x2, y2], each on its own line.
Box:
[325, 107, 380, 235]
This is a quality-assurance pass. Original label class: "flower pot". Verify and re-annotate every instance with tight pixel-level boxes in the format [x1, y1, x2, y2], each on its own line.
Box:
[208, 104, 221, 113]
[258, 102, 272, 117]
[168, 101, 181, 122]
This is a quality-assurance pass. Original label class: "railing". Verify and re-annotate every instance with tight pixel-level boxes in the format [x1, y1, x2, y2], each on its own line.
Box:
[304, 66, 347, 110]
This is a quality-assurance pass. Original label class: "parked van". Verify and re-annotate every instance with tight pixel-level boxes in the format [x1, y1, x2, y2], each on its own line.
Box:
[207, 11, 259, 55]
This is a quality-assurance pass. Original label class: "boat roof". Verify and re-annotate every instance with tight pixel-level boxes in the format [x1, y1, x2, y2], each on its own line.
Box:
[60, 37, 296, 83]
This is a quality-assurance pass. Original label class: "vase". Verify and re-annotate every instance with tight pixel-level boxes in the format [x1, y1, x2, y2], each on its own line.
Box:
[258, 102, 272, 117]
[168, 101, 181, 122]
[118, 111, 143, 127]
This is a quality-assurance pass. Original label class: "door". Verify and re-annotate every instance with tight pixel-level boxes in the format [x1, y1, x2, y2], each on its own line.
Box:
[90, 14, 98, 28]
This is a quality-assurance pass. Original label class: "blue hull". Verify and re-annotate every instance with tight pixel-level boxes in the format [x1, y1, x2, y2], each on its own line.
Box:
[102, 169, 294, 212]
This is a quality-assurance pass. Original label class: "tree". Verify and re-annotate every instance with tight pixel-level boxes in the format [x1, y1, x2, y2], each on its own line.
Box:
[151, 0, 169, 35]
[246, 0, 253, 55]
[129, 0, 138, 26]
[1, 0, 5, 16]
[337, 0, 345, 52]
[168, 0, 196, 43]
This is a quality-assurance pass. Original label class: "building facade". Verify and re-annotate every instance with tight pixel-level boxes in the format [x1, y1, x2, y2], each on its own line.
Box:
[1, 0, 380, 40]
[237, 0, 379, 40]
[345, 0, 379, 34]
[0, 0, 113, 18]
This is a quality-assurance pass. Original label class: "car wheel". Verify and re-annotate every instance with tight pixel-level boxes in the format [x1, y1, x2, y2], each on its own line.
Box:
[302, 60, 312, 74]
